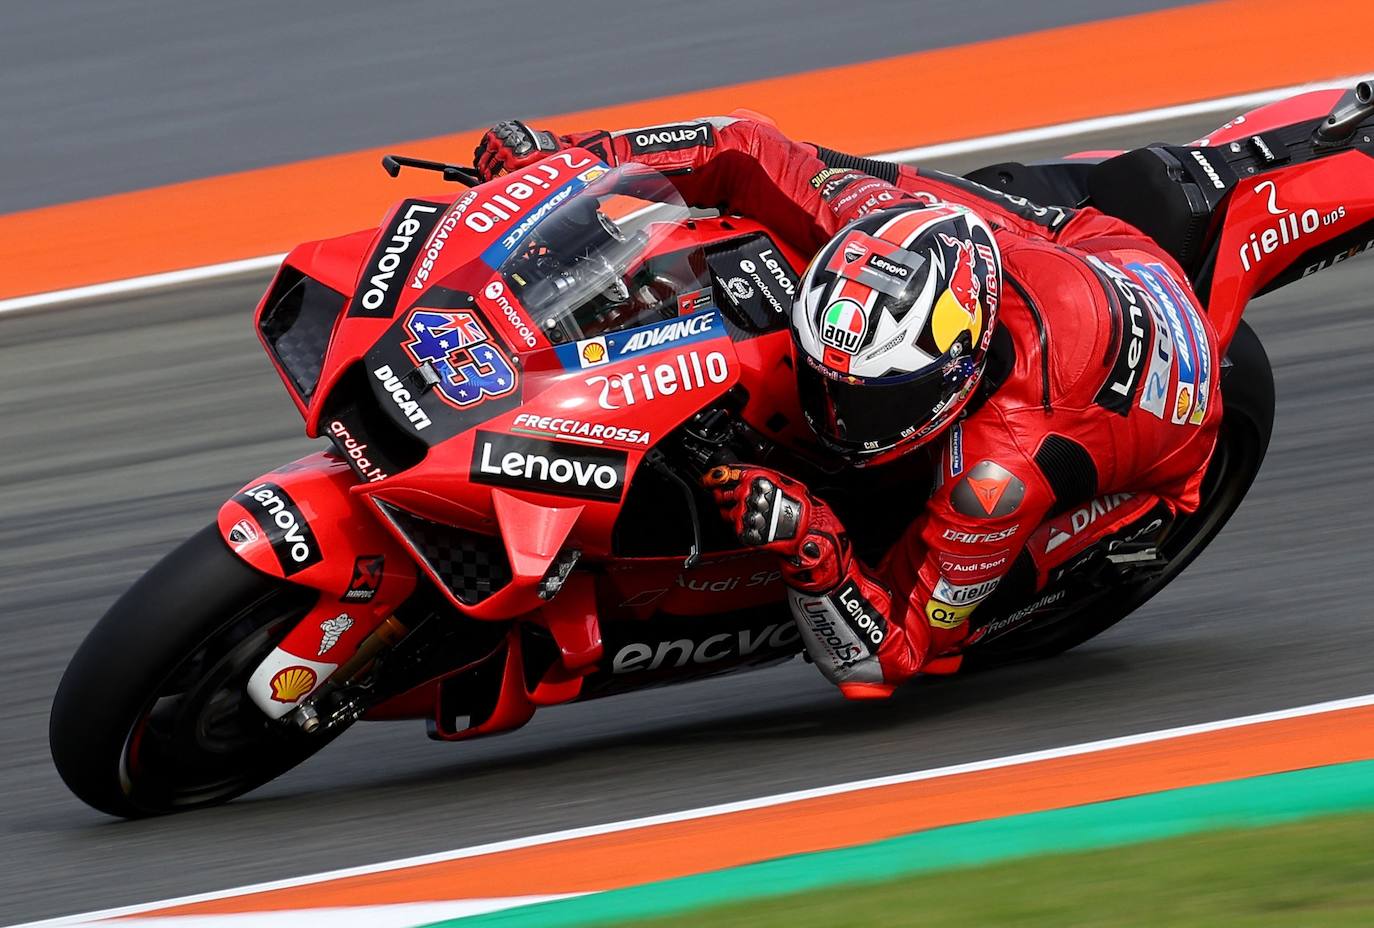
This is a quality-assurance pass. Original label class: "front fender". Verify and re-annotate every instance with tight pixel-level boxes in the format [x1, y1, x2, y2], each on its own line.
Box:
[217, 451, 418, 718]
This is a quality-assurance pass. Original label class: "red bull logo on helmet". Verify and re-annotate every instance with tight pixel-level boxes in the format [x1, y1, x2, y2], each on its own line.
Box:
[939, 232, 982, 311]
[932, 232, 985, 352]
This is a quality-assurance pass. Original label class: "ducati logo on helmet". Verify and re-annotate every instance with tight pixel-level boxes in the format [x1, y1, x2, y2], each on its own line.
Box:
[820, 299, 867, 353]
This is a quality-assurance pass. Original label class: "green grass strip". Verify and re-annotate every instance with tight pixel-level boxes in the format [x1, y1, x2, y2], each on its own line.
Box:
[624, 809, 1374, 927]
[419, 758, 1374, 928]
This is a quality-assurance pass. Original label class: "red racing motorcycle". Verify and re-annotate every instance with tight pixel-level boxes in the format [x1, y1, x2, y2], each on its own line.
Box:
[51, 83, 1374, 816]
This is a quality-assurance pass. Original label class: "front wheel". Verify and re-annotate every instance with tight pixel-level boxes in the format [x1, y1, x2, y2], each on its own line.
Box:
[50, 526, 345, 817]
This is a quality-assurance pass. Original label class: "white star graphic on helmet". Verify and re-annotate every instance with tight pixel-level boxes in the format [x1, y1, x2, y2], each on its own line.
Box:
[850, 262, 941, 377]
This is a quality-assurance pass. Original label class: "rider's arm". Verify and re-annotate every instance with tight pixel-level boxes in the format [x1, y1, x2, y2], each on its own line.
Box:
[561, 116, 919, 254]
[878, 418, 1057, 660]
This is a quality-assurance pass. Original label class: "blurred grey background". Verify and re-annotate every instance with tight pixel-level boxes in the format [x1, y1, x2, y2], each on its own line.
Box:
[0, 0, 1189, 211]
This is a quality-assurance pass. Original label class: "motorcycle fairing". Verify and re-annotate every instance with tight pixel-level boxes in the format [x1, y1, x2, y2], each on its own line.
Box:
[216, 451, 418, 717]
[1207, 150, 1374, 339]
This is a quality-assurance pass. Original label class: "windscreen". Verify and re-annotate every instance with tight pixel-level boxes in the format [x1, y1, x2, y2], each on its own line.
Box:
[497, 165, 710, 346]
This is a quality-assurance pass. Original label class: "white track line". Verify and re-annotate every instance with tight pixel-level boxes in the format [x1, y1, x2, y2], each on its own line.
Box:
[18, 691, 1374, 927]
[0, 73, 1368, 319]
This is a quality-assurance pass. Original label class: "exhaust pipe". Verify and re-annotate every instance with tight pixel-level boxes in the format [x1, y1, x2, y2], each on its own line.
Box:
[1314, 80, 1374, 147]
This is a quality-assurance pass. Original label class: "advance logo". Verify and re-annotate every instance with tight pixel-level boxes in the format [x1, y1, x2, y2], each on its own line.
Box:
[470, 430, 628, 502]
[559, 309, 723, 370]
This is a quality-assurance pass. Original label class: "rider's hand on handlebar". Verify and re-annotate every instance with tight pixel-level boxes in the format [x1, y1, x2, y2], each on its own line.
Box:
[473, 120, 564, 181]
[702, 465, 847, 592]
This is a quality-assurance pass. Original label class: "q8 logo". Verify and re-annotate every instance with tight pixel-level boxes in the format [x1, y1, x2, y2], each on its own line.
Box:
[402, 310, 518, 408]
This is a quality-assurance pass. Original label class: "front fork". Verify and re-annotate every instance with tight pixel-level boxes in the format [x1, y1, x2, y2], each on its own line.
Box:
[216, 452, 418, 720]
[217, 451, 606, 737]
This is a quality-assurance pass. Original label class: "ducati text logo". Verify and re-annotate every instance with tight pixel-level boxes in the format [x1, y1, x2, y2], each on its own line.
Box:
[231, 482, 322, 576]
[471, 430, 628, 502]
[352, 200, 444, 318]
[372, 365, 434, 430]
[586, 350, 731, 409]
[627, 122, 715, 154]
[1190, 150, 1226, 190]
[400, 309, 518, 409]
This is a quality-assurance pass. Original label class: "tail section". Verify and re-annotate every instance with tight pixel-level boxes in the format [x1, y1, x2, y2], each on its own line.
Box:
[1089, 81, 1374, 351]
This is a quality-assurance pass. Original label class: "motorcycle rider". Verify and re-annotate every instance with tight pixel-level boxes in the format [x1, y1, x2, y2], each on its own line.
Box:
[474, 115, 1225, 699]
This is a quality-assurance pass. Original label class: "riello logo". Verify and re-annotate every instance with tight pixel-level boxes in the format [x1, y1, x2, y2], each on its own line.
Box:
[1239, 180, 1345, 272]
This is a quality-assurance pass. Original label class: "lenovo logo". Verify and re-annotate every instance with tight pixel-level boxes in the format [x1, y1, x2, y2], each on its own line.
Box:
[470, 430, 627, 501]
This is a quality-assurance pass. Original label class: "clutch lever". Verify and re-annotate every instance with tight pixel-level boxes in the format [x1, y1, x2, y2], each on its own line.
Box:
[381, 154, 483, 187]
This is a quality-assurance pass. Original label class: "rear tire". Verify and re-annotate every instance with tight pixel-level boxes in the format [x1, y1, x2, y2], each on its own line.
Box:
[962, 320, 1275, 668]
[50, 526, 343, 817]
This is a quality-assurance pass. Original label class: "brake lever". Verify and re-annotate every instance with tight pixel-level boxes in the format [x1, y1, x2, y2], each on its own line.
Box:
[381, 154, 483, 188]
[643, 449, 704, 569]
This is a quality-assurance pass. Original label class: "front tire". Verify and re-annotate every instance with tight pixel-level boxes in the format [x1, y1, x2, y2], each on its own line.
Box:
[50, 526, 342, 817]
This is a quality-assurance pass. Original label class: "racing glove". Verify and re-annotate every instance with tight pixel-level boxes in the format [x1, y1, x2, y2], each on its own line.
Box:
[703, 465, 928, 698]
[474, 120, 565, 180]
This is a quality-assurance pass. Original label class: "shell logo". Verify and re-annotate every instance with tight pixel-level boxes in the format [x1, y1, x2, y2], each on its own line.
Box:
[1176, 386, 1192, 421]
[269, 665, 318, 703]
[582, 341, 606, 365]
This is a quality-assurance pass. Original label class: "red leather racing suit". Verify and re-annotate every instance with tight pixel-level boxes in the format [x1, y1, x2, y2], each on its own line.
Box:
[562, 115, 1224, 687]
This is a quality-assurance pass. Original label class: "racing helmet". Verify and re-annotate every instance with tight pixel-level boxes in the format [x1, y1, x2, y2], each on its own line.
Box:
[791, 204, 1002, 462]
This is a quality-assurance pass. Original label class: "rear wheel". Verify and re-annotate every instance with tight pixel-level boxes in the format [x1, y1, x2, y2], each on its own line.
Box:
[963, 320, 1275, 668]
[50, 526, 345, 817]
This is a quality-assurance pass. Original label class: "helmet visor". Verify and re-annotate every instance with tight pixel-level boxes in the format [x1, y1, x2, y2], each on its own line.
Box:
[797, 357, 960, 453]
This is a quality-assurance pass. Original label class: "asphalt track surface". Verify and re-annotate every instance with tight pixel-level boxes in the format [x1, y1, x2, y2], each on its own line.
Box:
[0, 0, 1192, 212]
[3, 113, 1374, 923]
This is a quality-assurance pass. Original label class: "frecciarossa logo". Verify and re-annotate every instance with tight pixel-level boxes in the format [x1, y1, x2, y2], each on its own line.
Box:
[231, 482, 322, 576]
[469, 430, 628, 502]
